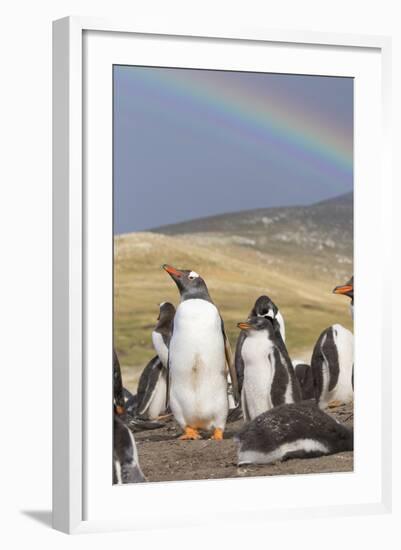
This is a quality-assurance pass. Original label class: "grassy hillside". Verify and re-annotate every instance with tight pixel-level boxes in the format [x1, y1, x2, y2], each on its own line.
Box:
[114, 209, 353, 391]
[152, 191, 353, 264]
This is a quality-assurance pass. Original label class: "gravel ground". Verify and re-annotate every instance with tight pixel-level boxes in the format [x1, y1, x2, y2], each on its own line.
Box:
[133, 402, 354, 483]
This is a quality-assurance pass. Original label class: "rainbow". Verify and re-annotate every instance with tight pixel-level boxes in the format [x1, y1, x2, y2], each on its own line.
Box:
[116, 66, 353, 177]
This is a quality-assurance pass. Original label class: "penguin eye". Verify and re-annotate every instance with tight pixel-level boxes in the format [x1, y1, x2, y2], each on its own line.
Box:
[188, 271, 199, 281]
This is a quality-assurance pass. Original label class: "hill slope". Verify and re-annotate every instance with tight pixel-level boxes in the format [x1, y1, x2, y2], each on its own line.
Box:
[152, 191, 352, 250]
[148, 192, 353, 285]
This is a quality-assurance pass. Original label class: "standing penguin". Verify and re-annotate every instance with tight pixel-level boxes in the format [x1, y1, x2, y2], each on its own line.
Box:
[151, 301, 176, 367]
[133, 302, 175, 420]
[235, 401, 353, 465]
[162, 264, 239, 440]
[236, 316, 301, 421]
[235, 295, 285, 394]
[113, 414, 146, 483]
[311, 324, 354, 409]
[333, 276, 354, 318]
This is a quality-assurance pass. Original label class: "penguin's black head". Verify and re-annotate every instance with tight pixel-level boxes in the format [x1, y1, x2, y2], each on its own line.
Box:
[157, 301, 176, 321]
[162, 264, 211, 301]
[238, 315, 275, 334]
[250, 295, 278, 319]
[333, 276, 354, 302]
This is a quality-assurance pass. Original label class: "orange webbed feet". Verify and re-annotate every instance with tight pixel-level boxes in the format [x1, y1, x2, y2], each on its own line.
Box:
[211, 428, 224, 440]
[179, 426, 201, 440]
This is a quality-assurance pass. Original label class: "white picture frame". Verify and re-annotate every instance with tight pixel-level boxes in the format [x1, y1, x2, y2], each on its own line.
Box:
[52, 16, 392, 534]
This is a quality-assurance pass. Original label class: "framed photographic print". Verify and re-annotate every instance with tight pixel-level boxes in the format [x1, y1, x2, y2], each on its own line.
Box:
[52, 17, 392, 534]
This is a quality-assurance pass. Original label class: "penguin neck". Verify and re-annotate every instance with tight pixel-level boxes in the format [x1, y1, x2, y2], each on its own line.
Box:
[180, 288, 213, 303]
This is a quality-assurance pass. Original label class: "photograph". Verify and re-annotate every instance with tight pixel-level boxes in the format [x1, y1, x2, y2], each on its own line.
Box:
[112, 65, 354, 484]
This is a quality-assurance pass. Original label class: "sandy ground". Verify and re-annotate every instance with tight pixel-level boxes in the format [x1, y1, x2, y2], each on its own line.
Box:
[133, 402, 353, 483]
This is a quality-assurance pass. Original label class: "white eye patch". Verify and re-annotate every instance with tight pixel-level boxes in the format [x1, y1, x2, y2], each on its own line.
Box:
[257, 308, 275, 318]
[188, 271, 199, 280]
[159, 301, 166, 307]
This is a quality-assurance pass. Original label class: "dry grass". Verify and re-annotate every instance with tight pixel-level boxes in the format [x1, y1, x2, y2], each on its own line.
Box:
[114, 231, 353, 392]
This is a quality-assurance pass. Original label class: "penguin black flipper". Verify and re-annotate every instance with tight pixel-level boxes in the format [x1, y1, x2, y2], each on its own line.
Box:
[165, 354, 170, 410]
[136, 356, 165, 417]
[270, 317, 302, 403]
[165, 316, 174, 409]
[311, 326, 340, 402]
[234, 330, 246, 395]
[294, 363, 315, 400]
[113, 349, 125, 414]
[221, 317, 240, 405]
[127, 417, 166, 432]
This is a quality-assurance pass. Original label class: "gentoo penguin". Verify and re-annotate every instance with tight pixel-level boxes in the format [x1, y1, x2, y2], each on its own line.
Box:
[235, 401, 353, 465]
[293, 360, 315, 400]
[113, 414, 146, 483]
[162, 264, 239, 440]
[235, 295, 285, 394]
[117, 370, 166, 430]
[126, 303, 174, 421]
[136, 355, 168, 420]
[333, 276, 354, 318]
[113, 349, 125, 415]
[236, 316, 301, 421]
[152, 302, 176, 367]
[311, 323, 354, 409]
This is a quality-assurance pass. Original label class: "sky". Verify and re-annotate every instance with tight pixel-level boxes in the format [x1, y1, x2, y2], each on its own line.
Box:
[113, 66, 353, 234]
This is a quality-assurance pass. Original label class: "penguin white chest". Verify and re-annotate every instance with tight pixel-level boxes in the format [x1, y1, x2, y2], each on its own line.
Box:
[331, 324, 354, 402]
[169, 299, 228, 430]
[147, 372, 167, 419]
[242, 331, 275, 419]
[152, 331, 169, 367]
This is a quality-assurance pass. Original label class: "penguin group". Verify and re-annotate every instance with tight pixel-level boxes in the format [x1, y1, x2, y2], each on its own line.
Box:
[113, 267, 354, 481]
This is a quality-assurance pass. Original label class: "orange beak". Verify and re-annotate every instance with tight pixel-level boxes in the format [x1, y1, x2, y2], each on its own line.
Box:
[333, 284, 353, 295]
[162, 264, 183, 277]
[237, 322, 251, 330]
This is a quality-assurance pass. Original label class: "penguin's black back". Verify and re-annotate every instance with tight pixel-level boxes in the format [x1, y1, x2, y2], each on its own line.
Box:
[234, 330, 247, 394]
[124, 393, 139, 416]
[123, 386, 134, 401]
[154, 303, 175, 346]
[136, 356, 165, 417]
[269, 317, 302, 403]
[294, 363, 316, 400]
[236, 401, 353, 457]
[311, 326, 340, 401]
[113, 349, 125, 410]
